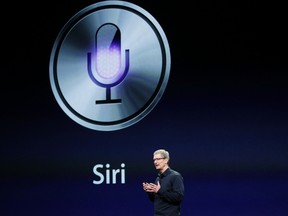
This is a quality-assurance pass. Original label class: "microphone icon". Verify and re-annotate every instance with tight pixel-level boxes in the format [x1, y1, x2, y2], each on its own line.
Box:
[50, 1, 171, 131]
[87, 23, 129, 104]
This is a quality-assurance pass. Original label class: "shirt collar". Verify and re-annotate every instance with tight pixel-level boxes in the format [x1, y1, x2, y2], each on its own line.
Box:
[159, 167, 171, 178]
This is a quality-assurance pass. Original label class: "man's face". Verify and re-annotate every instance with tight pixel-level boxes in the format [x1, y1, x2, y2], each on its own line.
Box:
[153, 153, 167, 171]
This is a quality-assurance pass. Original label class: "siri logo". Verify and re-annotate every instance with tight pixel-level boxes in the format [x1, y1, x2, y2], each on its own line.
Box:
[49, 1, 171, 131]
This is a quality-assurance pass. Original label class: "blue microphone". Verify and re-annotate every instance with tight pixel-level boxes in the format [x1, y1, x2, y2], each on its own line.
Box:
[87, 23, 129, 104]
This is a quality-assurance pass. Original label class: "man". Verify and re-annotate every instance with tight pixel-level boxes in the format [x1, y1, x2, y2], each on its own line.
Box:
[143, 149, 184, 216]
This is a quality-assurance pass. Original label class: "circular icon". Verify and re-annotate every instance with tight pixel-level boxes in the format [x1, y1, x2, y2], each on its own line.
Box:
[49, 1, 171, 131]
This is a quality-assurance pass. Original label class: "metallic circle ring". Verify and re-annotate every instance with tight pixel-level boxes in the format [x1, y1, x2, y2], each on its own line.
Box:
[49, 1, 171, 131]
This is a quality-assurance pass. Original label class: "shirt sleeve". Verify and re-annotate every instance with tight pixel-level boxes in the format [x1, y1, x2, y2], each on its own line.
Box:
[147, 191, 155, 202]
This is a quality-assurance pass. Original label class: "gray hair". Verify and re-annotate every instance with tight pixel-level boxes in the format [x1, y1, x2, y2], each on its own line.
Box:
[153, 149, 170, 161]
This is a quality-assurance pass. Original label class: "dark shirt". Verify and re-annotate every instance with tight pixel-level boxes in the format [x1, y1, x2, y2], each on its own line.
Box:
[147, 168, 184, 216]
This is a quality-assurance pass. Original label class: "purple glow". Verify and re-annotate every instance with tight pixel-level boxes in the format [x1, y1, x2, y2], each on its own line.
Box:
[96, 47, 121, 79]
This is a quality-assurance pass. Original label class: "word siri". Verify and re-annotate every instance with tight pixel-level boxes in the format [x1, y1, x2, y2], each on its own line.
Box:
[93, 163, 125, 184]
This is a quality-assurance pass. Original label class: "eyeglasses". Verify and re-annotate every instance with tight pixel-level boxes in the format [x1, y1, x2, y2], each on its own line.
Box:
[153, 158, 165, 162]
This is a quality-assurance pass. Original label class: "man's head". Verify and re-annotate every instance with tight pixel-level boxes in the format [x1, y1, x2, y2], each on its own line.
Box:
[153, 149, 169, 173]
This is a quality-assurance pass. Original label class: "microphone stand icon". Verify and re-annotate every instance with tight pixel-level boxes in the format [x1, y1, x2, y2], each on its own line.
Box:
[87, 23, 129, 104]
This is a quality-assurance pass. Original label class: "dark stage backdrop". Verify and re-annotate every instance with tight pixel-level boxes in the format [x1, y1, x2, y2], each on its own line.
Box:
[2, 0, 288, 215]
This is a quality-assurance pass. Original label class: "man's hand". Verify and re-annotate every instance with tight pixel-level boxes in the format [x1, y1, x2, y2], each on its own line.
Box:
[142, 181, 161, 193]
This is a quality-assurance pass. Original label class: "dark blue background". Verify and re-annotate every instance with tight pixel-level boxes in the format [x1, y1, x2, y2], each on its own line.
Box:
[2, 0, 288, 215]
